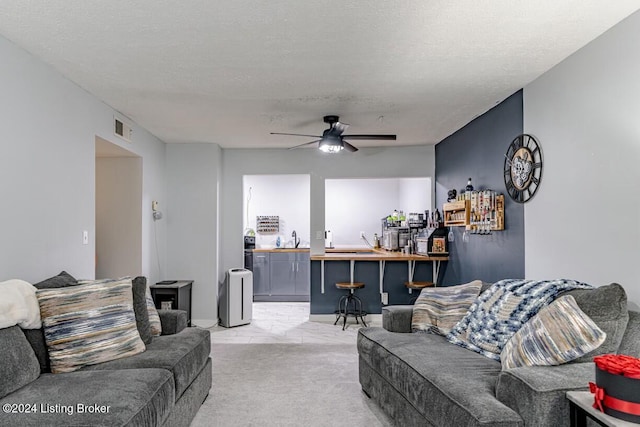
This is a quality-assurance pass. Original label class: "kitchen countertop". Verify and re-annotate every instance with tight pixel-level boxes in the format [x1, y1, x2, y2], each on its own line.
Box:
[312, 249, 449, 261]
[252, 247, 448, 261]
[252, 246, 373, 253]
[253, 248, 310, 253]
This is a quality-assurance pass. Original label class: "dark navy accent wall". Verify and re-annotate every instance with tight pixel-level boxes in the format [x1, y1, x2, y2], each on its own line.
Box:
[435, 90, 524, 285]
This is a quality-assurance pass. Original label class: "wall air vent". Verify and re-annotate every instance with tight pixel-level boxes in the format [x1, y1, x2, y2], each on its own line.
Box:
[114, 117, 132, 142]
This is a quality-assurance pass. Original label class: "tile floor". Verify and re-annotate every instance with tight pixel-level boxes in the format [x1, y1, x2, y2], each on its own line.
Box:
[209, 302, 379, 344]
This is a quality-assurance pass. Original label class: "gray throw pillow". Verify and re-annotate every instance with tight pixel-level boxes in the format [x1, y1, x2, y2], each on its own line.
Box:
[132, 276, 152, 344]
[563, 283, 629, 362]
[0, 326, 40, 398]
[33, 270, 77, 289]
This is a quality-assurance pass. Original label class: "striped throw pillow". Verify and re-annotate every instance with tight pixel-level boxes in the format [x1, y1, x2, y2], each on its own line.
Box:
[412, 280, 483, 336]
[500, 295, 606, 370]
[36, 280, 146, 373]
[146, 285, 162, 336]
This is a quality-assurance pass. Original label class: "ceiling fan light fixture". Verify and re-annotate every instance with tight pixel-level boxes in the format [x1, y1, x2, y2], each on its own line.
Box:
[318, 137, 343, 153]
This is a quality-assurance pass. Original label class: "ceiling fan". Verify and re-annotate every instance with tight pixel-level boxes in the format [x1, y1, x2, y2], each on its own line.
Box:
[271, 115, 397, 153]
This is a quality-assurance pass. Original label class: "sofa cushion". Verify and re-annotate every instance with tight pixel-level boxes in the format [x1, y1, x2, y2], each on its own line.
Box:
[0, 326, 40, 399]
[411, 280, 482, 335]
[81, 327, 210, 400]
[36, 280, 146, 373]
[21, 328, 50, 373]
[618, 311, 640, 358]
[496, 362, 593, 427]
[0, 368, 174, 426]
[33, 271, 77, 289]
[501, 295, 606, 369]
[382, 305, 414, 333]
[447, 279, 592, 360]
[563, 283, 629, 362]
[358, 327, 522, 426]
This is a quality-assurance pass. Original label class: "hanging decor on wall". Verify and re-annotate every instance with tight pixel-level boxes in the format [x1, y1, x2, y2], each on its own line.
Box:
[256, 215, 279, 233]
[503, 134, 543, 203]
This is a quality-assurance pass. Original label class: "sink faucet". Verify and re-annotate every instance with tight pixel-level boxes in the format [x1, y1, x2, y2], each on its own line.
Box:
[292, 230, 300, 248]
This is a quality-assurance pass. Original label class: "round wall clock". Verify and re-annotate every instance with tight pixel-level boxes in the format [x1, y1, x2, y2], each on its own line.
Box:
[503, 134, 543, 203]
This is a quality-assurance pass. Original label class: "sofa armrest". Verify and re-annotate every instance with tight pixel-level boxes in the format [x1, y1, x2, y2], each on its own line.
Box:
[158, 309, 188, 335]
[382, 305, 413, 333]
[496, 362, 593, 427]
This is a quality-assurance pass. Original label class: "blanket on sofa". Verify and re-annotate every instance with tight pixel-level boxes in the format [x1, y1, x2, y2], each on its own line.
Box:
[0, 279, 41, 329]
[446, 279, 592, 360]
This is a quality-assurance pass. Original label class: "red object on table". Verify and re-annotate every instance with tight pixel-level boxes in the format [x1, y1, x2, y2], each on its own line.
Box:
[590, 354, 640, 423]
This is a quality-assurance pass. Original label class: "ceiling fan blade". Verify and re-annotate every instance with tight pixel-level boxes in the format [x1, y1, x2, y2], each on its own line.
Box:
[342, 140, 359, 152]
[342, 134, 397, 140]
[271, 132, 323, 138]
[288, 139, 321, 150]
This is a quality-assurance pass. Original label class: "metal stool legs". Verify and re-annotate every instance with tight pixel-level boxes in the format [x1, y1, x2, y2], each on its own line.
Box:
[334, 289, 368, 330]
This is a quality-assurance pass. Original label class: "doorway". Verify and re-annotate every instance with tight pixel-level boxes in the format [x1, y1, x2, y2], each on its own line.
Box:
[95, 136, 142, 279]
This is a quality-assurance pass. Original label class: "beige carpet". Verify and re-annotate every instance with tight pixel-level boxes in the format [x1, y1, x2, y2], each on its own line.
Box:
[191, 343, 393, 427]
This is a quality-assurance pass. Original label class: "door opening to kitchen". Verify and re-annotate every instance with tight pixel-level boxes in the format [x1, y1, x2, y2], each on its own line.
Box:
[242, 174, 311, 312]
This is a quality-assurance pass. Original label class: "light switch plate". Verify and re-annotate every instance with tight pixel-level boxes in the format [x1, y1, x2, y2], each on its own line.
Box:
[82, 230, 89, 245]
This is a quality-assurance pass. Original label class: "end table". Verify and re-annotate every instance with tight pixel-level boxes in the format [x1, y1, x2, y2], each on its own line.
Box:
[567, 390, 637, 427]
[150, 280, 193, 326]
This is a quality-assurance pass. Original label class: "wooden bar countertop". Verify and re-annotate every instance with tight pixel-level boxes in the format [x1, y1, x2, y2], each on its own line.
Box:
[252, 246, 378, 254]
[252, 247, 448, 261]
[312, 248, 449, 262]
[252, 248, 310, 253]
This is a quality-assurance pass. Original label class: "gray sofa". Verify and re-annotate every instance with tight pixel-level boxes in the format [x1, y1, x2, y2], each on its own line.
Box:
[357, 283, 640, 426]
[0, 275, 211, 427]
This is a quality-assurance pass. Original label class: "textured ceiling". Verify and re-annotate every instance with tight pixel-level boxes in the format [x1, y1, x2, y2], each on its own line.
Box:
[0, 1, 638, 149]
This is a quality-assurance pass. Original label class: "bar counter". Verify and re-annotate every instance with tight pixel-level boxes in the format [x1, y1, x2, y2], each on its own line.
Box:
[309, 248, 449, 316]
[252, 248, 309, 253]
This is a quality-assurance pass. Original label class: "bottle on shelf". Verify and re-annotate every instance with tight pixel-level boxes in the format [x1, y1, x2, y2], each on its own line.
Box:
[465, 178, 474, 201]
[466, 178, 474, 192]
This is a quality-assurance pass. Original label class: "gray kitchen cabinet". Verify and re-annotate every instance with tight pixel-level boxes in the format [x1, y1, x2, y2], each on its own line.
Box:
[255, 251, 309, 302]
[252, 252, 271, 297]
[270, 252, 297, 296]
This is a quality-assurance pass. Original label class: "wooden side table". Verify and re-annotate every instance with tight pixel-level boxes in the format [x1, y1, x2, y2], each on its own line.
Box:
[566, 391, 637, 427]
[151, 280, 193, 326]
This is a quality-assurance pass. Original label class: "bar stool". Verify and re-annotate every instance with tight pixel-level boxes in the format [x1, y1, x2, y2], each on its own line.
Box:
[334, 282, 368, 330]
[405, 281, 434, 304]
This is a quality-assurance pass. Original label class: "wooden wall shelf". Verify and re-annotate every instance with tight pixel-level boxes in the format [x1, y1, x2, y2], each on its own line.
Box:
[443, 193, 505, 231]
[443, 200, 470, 226]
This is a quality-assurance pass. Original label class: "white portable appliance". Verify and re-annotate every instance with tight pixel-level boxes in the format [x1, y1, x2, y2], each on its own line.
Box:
[219, 268, 253, 327]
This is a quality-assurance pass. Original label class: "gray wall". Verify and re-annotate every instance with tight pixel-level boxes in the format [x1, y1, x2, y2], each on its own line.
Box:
[435, 91, 524, 285]
[523, 11, 640, 307]
[166, 143, 222, 327]
[0, 35, 167, 284]
[220, 145, 436, 298]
